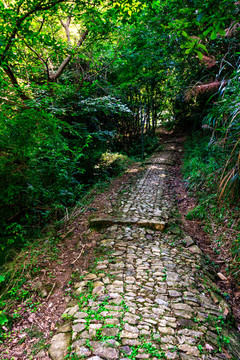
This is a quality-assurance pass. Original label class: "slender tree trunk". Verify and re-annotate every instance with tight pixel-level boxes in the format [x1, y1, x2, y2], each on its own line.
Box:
[4, 64, 30, 101]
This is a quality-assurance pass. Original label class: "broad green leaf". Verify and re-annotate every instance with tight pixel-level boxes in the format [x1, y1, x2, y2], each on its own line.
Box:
[203, 27, 213, 36]
[197, 12, 205, 22]
[210, 30, 217, 40]
[218, 28, 226, 36]
[196, 51, 203, 60]
[197, 43, 208, 52]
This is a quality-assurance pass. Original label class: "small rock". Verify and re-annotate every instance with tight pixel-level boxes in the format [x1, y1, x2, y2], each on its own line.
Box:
[155, 298, 169, 306]
[169, 290, 181, 297]
[158, 327, 174, 335]
[178, 344, 200, 356]
[122, 339, 140, 346]
[102, 339, 120, 348]
[49, 333, 71, 360]
[205, 343, 214, 351]
[120, 345, 132, 355]
[85, 274, 97, 280]
[101, 327, 119, 337]
[93, 281, 104, 288]
[188, 245, 202, 255]
[74, 281, 87, 289]
[219, 299, 231, 318]
[63, 304, 78, 316]
[72, 323, 86, 332]
[76, 346, 91, 357]
[72, 339, 87, 349]
[94, 347, 119, 359]
[172, 303, 192, 312]
[74, 311, 88, 319]
[120, 330, 139, 339]
[183, 236, 194, 247]
[124, 324, 139, 333]
[57, 323, 71, 333]
[137, 219, 165, 231]
[93, 286, 105, 295]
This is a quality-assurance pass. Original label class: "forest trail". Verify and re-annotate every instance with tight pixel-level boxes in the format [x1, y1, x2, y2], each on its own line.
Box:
[47, 134, 240, 360]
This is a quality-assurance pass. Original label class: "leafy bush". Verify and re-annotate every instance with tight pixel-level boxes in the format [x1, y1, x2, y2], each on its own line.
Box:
[127, 133, 160, 159]
[0, 89, 135, 264]
[0, 106, 90, 261]
[182, 131, 240, 280]
[96, 151, 133, 178]
[203, 72, 240, 200]
[182, 132, 225, 195]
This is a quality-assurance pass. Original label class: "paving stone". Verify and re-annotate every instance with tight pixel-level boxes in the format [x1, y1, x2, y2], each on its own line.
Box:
[120, 330, 139, 339]
[72, 339, 87, 349]
[183, 236, 195, 247]
[169, 290, 182, 297]
[188, 245, 202, 255]
[101, 327, 119, 337]
[124, 323, 139, 333]
[57, 323, 71, 333]
[122, 339, 141, 346]
[49, 333, 71, 360]
[75, 346, 91, 357]
[94, 347, 119, 359]
[120, 345, 132, 355]
[50, 139, 238, 360]
[72, 323, 86, 333]
[178, 344, 200, 356]
[158, 326, 175, 335]
[74, 311, 88, 319]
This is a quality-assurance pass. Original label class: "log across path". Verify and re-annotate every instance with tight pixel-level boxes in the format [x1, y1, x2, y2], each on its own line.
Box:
[49, 137, 240, 360]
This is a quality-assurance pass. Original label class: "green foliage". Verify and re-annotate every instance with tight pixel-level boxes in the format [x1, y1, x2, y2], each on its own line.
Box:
[127, 134, 160, 159]
[183, 132, 225, 193]
[0, 106, 89, 257]
[203, 72, 240, 199]
[182, 131, 240, 280]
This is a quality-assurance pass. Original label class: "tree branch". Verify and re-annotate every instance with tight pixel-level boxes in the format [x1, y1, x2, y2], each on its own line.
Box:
[38, 17, 45, 33]
[60, 16, 72, 45]
[49, 29, 89, 82]
[3, 64, 30, 101]
[17, 0, 25, 14]
[0, 0, 66, 64]
[22, 38, 48, 68]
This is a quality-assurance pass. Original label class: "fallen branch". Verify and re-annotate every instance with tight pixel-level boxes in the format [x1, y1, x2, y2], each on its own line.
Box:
[71, 245, 85, 264]
[46, 282, 56, 301]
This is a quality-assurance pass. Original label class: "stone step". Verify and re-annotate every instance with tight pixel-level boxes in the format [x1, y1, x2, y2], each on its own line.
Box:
[89, 217, 165, 231]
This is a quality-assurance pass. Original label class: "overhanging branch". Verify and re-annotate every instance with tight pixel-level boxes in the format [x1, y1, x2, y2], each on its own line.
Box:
[49, 29, 89, 82]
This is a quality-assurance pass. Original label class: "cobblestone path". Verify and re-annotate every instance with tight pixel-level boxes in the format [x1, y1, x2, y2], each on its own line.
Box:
[49, 142, 239, 360]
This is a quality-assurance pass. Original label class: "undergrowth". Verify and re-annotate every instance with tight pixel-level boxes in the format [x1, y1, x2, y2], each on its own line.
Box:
[182, 131, 240, 283]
